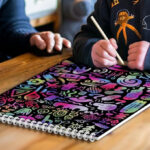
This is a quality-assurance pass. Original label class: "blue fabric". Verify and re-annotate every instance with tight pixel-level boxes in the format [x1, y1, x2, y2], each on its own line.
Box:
[60, 0, 96, 43]
[144, 47, 150, 70]
[0, 0, 37, 60]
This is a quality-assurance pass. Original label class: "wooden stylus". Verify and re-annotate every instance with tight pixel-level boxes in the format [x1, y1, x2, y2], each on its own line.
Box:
[91, 16, 125, 66]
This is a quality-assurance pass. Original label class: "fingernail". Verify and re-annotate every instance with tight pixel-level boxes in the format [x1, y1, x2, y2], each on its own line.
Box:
[109, 45, 114, 50]
[48, 49, 52, 53]
[67, 42, 71, 48]
[57, 45, 62, 51]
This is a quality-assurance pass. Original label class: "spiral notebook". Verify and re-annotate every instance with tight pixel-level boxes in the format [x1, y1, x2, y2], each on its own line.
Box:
[0, 59, 150, 142]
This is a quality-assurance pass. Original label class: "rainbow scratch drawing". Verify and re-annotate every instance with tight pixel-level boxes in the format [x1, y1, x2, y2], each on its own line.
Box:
[0, 59, 150, 142]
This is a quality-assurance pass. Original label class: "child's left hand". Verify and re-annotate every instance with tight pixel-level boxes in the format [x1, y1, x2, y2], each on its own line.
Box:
[128, 41, 150, 71]
[30, 31, 71, 53]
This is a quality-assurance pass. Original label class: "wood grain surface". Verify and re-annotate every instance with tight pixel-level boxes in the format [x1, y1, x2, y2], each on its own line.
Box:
[0, 49, 149, 150]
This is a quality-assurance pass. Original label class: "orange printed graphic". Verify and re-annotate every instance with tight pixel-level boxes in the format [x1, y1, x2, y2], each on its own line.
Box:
[115, 10, 141, 45]
[111, 0, 119, 8]
[133, 0, 139, 5]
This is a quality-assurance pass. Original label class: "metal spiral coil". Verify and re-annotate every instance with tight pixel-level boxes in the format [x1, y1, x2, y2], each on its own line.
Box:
[0, 113, 96, 142]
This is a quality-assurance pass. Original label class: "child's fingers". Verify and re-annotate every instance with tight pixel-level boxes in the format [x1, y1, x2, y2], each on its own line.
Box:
[128, 61, 136, 70]
[129, 42, 139, 49]
[93, 58, 116, 68]
[96, 48, 116, 62]
[41, 32, 55, 53]
[98, 58, 117, 67]
[62, 38, 72, 48]
[129, 41, 144, 49]
[30, 32, 71, 54]
[96, 41, 117, 61]
[54, 33, 63, 51]
[128, 61, 144, 71]
[92, 40, 117, 68]
[109, 38, 118, 49]
[99, 40, 117, 57]
[128, 47, 137, 55]
[54, 34, 71, 51]
[93, 59, 107, 68]
[93, 49, 117, 67]
[30, 35, 46, 50]
[128, 53, 136, 61]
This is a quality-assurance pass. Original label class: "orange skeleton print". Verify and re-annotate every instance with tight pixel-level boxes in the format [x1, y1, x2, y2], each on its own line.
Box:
[133, 0, 139, 5]
[115, 10, 141, 45]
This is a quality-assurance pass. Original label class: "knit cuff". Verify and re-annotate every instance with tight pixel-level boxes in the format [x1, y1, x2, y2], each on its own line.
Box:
[144, 47, 150, 71]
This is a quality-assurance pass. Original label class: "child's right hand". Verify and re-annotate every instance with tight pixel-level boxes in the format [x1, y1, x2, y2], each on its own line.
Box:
[91, 38, 118, 68]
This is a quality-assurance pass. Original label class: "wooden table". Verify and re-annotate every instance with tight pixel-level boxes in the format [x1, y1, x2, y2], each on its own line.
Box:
[0, 49, 150, 150]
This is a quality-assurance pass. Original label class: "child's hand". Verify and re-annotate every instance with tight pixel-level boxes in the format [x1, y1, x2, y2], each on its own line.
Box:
[30, 31, 71, 53]
[91, 38, 118, 68]
[128, 41, 150, 71]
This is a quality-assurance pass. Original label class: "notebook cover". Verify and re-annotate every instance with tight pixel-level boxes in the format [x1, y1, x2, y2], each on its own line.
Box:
[0, 60, 150, 142]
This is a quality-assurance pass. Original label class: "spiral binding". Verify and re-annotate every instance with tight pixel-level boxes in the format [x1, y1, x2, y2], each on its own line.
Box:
[0, 113, 96, 142]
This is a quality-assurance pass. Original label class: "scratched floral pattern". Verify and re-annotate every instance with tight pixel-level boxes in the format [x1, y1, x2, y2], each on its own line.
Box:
[0, 60, 150, 137]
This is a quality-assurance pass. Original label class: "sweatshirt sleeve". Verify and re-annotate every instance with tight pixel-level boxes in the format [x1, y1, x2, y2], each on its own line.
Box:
[144, 47, 150, 70]
[73, 0, 112, 67]
[0, 0, 37, 55]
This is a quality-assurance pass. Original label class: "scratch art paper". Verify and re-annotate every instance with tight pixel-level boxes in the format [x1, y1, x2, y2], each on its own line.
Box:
[0, 60, 150, 142]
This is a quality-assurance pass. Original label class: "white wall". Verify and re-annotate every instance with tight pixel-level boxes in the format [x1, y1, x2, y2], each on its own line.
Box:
[25, 0, 58, 19]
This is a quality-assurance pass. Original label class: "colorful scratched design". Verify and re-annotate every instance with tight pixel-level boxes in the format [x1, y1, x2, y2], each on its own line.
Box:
[0, 60, 150, 138]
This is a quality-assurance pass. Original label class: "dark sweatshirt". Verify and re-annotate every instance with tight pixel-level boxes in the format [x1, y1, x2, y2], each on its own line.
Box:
[0, 0, 37, 61]
[73, 0, 150, 70]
